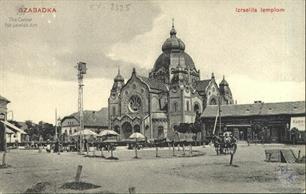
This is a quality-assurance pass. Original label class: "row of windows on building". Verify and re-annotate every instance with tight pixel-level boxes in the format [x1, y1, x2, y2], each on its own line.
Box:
[172, 101, 200, 113]
[111, 102, 201, 115]
[113, 124, 165, 138]
[64, 129, 77, 135]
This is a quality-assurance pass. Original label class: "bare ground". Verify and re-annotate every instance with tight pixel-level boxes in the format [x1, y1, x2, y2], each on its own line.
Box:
[0, 144, 305, 193]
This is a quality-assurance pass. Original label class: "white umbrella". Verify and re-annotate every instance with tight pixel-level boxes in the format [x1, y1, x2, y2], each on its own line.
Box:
[129, 132, 145, 159]
[98, 130, 119, 137]
[71, 129, 98, 137]
[129, 132, 145, 139]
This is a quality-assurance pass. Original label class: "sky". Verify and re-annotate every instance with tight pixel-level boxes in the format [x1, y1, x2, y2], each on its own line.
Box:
[0, 0, 305, 124]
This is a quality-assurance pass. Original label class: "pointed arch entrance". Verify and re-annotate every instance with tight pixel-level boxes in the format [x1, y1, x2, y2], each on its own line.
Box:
[122, 122, 132, 139]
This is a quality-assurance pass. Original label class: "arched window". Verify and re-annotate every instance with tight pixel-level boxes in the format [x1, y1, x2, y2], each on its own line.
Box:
[114, 125, 120, 134]
[186, 101, 190, 111]
[69, 129, 72, 134]
[134, 125, 141, 133]
[122, 122, 132, 139]
[210, 98, 217, 105]
[158, 126, 164, 138]
[173, 102, 178, 112]
[112, 106, 116, 115]
[194, 103, 200, 113]
[145, 125, 149, 131]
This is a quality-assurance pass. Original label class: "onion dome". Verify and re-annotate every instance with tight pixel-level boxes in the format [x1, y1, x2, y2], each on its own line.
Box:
[219, 75, 229, 86]
[114, 68, 124, 82]
[219, 75, 232, 99]
[162, 22, 185, 52]
[149, 19, 199, 83]
[111, 68, 124, 93]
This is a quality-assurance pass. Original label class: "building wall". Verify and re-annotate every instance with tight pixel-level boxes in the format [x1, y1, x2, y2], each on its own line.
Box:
[201, 114, 306, 143]
[6, 131, 23, 143]
[61, 117, 79, 135]
[0, 98, 9, 151]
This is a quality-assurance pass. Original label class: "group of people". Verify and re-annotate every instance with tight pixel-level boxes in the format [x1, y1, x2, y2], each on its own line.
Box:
[212, 131, 237, 155]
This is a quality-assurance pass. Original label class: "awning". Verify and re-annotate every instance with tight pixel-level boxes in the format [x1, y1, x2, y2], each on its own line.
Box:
[1, 121, 27, 134]
[226, 124, 251, 127]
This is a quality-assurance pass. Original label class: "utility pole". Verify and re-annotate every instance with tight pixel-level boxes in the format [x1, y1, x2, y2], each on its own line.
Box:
[75, 62, 87, 154]
[218, 95, 222, 134]
[55, 108, 57, 141]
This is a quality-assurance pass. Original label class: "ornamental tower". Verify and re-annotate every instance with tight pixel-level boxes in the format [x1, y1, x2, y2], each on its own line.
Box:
[108, 68, 125, 127]
[149, 19, 200, 85]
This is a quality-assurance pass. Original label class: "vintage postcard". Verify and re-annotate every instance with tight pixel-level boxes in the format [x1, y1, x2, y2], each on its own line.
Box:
[0, 0, 305, 193]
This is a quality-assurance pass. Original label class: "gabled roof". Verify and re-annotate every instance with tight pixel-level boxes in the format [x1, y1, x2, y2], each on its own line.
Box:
[0, 95, 10, 103]
[139, 76, 168, 92]
[1, 121, 27, 134]
[70, 107, 108, 127]
[202, 101, 306, 118]
[195, 79, 211, 92]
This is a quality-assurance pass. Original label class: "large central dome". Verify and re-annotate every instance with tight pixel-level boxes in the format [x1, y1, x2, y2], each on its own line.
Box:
[151, 22, 197, 74]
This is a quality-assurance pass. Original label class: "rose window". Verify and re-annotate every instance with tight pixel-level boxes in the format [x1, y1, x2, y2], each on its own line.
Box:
[128, 95, 142, 112]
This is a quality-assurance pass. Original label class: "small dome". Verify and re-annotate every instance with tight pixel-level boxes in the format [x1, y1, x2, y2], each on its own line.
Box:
[162, 25, 185, 52]
[162, 37, 185, 52]
[219, 76, 229, 86]
[114, 68, 124, 82]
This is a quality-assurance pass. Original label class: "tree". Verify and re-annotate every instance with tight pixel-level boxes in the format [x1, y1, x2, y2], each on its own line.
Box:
[24, 120, 56, 141]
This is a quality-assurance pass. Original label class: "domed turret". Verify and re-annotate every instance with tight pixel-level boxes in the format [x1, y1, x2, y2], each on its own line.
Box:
[162, 20, 185, 52]
[114, 68, 124, 82]
[219, 75, 234, 104]
[111, 68, 124, 92]
[219, 75, 229, 86]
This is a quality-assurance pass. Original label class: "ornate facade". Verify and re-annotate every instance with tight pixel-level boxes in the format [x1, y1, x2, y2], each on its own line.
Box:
[108, 23, 234, 139]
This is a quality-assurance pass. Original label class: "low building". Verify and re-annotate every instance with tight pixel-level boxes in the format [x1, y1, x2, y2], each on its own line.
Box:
[0, 95, 10, 151]
[2, 121, 27, 143]
[61, 108, 108, 136]
[201, 101, 306, 143]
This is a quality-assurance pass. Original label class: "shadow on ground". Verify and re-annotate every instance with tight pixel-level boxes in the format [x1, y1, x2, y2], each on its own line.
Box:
[60, 181, 101, 190]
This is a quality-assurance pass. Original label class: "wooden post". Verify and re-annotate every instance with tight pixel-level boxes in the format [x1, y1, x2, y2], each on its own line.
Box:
[101, 145, 104, 158]
[129, 186, 136, 194]
[172, 142, 175, 157]
[134, 138, 138, 158]
[58, 143, 61, 155]
[75, 165, 82, 182]
[155, 145, 159, 157]
[229, 153, 234, 165]
[2, 152, 6, 167]
[38, 144, 42, 153]
[111, 144, 114, 158]
[182, 144, 185, 156]
[189, 144, 192, 156]
[86, 142, 89, 156]
[298, 150, 301, 161]
[1, 122, 7, 167]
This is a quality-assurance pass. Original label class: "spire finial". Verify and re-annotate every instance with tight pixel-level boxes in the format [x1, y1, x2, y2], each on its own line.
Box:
[170, 18, 177, 37]
[118, 66, 121, 75]
[211, 72, 215, 79]
[223, 75, 225, 80]
[172, 18, 174, 28]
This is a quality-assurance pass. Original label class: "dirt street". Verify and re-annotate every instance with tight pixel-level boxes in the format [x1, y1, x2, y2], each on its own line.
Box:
[0, 144, 305, 193]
